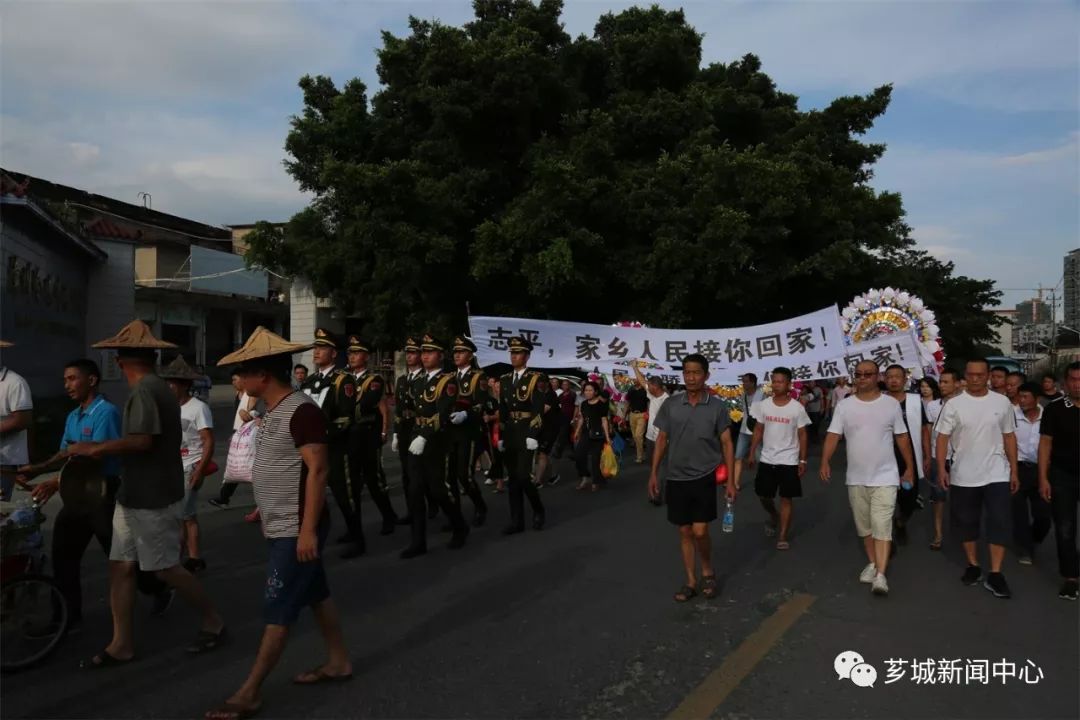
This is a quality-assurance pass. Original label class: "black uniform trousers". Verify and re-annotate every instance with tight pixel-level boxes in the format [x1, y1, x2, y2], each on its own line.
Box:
[503, 423, 545, 529]
[327, 444, 361, 539]
[347, 424, 400, 530]
[448, 430, 488, 519]
[405, 435, 466, 550]
[398, 420, 438, 516]
[52, 479, 167, 624]
[1012, 461, 1052, 556]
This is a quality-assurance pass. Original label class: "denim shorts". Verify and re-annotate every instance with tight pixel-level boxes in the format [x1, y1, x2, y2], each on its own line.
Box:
[263, 519, 330, 626]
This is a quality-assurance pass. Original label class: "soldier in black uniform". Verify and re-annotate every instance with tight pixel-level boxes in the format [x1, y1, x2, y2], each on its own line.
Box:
[400, 334, 469, 559]
[345, 335, 403, 544]
[499, 337, 547, 534]
[393, 336, 428, 523]
[447, 336, 489, 526]
[299, 328, 362, 558]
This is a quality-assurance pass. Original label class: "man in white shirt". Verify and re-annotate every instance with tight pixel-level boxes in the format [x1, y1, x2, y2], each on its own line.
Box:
[161, 357, 215, 574]
[883, 364, 931, 546]
[1011, 382, 1051, 566]
[746, 367, 809, 550]
[0, 347, 33, 501]
[936, 358, 1019, 599]
[735, 373, 765, 461]
[926, 369, 962, 549]
[821, 360, 914, 597]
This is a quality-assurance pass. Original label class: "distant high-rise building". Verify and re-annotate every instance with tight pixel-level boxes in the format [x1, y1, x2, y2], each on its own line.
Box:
[1065, 248, 1080, 332]
[1015, 297, 1049, 326]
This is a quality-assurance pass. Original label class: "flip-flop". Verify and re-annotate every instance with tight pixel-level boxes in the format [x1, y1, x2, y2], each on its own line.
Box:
[776, 541, 790, 551]
[187, 626, 228, 654]
[205, 700, 262, 719]
[80, 650, 134, 669]
[292, 667, 354, 685]
[929, 539, 943, 551]
[701, 575, 719, 599]
[674, 585, 698, 602]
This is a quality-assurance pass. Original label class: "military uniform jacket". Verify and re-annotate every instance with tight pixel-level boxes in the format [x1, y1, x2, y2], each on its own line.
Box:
[352, 369, 386, 429]
[393, 370, 422, 433]
[499, 370, 548, 441]
[413, 370, 459, 441]
[450, 368, 488, 438]
[300, 367, 356, 445]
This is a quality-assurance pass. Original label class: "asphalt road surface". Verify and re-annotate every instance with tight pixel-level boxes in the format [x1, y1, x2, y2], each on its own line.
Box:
[2, 411, 1077, 720]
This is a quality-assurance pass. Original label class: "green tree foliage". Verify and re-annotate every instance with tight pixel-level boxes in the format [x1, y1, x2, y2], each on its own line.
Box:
[245, 0, 1000, 352]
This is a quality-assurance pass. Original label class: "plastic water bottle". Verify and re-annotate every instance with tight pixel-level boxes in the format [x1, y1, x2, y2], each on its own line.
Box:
[722, 498, 735, 533]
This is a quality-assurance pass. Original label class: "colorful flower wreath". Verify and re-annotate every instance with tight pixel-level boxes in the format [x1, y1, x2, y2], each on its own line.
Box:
[841, 287, 945, 373]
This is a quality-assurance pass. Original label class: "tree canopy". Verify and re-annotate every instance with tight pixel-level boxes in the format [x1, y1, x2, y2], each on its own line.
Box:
[245, 0, 1001, 359]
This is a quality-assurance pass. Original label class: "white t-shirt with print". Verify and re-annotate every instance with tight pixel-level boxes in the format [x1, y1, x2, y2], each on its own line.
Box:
[0, 367, 33, 465]
[180, 397, 214, 472]
[750, 396, 811, 466]
[827, 394, 908, 487]
[933, 391, 1016, 487]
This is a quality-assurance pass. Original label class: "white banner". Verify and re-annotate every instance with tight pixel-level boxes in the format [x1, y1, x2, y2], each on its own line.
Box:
[469, 306, 846, 385]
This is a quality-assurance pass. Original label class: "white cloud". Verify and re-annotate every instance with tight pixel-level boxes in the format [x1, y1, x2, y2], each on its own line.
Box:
[67, 141, 101, 166]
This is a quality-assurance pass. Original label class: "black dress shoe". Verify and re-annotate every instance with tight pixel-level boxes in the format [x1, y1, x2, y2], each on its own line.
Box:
[472, 511, 486, 528]
[380, 521, 396, 536]
[340, 544, 366, 560]
[448, 526, 469, 549]
[399, 546, 427, 559]
[502, 524, 525, 536]
[532, 514, 546, 531]
[397, 516, 413, 525]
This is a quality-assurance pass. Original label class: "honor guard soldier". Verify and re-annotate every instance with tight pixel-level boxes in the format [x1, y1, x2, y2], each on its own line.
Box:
[498, 337, 547, 534]
[392, 336, 431, 523]
[400, 334, 469, 559]
[346, 335, 404, 545]
[300, 328, 362, 558]
[448, 335, 489, 526]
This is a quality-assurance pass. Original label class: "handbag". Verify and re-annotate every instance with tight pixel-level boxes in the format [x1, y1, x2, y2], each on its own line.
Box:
[224, 421, 259, 484]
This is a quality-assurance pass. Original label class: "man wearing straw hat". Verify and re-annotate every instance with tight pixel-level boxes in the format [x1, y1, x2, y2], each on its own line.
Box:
[69, 320, 225, 667]
[208, 327, 351, 720]
[160, 355, 216, 574]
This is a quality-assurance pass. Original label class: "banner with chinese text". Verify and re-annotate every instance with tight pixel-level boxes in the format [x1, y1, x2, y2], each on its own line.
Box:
[469, 306, 847, 385]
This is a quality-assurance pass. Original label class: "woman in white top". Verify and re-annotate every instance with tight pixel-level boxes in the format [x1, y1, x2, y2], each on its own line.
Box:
[919, 378, 943, 424]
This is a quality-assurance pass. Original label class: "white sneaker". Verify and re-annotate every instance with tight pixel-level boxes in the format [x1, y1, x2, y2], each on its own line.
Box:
[859, 563, 877, 584]
[872, 574, 889, 596]
[484, 478, 495, 486]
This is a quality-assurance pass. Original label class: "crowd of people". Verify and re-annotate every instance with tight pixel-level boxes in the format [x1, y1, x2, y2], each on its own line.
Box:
[1, 319, 1078, 719]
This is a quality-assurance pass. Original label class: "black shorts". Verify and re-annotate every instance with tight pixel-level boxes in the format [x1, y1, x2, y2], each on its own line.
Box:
[950, 483, 1011, 545]
[666, 473, 718, 526]
[538, 416, 560, 454]
[754, 462, 802, 499]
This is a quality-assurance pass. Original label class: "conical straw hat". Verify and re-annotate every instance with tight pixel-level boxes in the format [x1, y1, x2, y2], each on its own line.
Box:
[92, 319, 177, 349]
[217, 326, 312, 366]
[159, 355, 200, 380]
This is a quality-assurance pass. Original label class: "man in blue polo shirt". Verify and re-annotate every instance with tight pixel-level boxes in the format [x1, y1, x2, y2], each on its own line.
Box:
[18, 359, 169, 629]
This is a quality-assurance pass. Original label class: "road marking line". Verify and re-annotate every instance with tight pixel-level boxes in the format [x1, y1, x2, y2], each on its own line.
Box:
[667, 592, 817, 720]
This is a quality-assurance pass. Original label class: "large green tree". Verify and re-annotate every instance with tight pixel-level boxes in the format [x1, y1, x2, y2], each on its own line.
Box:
[246, 0, 1000, 357]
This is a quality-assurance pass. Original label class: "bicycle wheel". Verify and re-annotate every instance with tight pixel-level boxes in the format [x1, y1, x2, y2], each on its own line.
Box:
[0, 573, 68, 671]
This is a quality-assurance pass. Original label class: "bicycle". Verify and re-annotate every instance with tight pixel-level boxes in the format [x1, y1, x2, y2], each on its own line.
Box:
[1, 499, 68, 672]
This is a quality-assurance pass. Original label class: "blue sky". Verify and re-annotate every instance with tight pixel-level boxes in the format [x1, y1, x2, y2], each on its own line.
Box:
[2, 0, 1076, 312]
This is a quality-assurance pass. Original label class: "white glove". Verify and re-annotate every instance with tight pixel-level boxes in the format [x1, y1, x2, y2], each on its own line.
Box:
[526, 438, 539, 451]
[391, 434, 399, 452]
[408, 436, 427, 456]
[450, 411, 468, 425]
[497, 440, 505, 452]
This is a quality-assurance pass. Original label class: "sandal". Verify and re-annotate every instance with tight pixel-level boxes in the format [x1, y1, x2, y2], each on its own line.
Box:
[701, 575, 719, 599]
[929, 539, 943, 551]
[205, 700, 262, 719]
[292, 667, 354, 685]
[187, 626, 228, 654]
[80, 650, 134, 669]
[674, 585, 698, 602]
[776, 540, 790, 551]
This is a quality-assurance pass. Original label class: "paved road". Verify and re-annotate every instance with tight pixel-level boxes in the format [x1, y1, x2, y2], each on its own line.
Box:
[2, 413, 1077, 719]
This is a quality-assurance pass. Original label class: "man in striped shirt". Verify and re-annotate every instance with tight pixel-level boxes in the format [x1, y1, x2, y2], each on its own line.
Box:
[209, 329, 351, 720]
